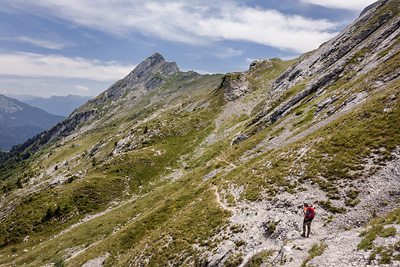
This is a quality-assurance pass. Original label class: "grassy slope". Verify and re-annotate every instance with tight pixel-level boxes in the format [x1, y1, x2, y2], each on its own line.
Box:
[0, 43, 400, 265]
[0, 60, 295, 266]
[0, 73, 226, 265]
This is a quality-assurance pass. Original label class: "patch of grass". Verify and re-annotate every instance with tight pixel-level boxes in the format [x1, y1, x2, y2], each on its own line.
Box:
[301, 242, 327, 267]
[153, 72, 166, 81]
[368, 245, 398, 265]
[225, 252, 243, 267]
[317, 200, 346, 214]
[358, 224, 398, 252]
[293, 107, 316, 128]
[245, 250, 274, 267]
[358, 232, 376, 250]
[373, 208, 400, 225]
[345, 189, 360, 207]
[247, 58, 298, 95]
[323, 215, 334, 227]
[295, 110, 304, 116]
[52, 255, 65, 267]
[378, 227, 396, 237]
[235, 240, 246, 247]
[265, 221, 278, 235]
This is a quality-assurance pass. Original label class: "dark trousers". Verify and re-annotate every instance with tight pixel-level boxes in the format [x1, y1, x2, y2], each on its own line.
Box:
[303, 219, 312, 237]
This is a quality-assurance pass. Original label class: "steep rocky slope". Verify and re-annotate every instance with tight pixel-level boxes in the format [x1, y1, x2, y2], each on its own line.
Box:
[0, 0, 400, 266]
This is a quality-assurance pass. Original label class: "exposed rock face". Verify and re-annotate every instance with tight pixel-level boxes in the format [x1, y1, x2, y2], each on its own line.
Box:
[37, 109, 98, 145]
[234, 0, 400, 144]
[360, 1, 379, 16]
[106, 53, 180, 100]
[269, 0, 399, 95]
[219, 72, 252, 101]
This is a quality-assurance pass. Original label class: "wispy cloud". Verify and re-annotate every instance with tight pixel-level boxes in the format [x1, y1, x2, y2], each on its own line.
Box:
[1, 36, 73, 50]
[300, 0, 377, 11]
[212, 48, 243, 59]
[75, 85, 89, 91]
[1, 0, 340, 53]
[0, 52, 135, 81]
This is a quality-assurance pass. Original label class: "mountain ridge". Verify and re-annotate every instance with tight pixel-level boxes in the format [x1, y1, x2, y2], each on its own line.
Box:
[0, 94, 66, 151]
[23, 95, 93, 117]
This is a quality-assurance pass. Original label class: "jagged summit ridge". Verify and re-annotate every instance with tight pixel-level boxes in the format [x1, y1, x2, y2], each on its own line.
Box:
[106, 52, 180, 100]
[125, 52, 180, 85]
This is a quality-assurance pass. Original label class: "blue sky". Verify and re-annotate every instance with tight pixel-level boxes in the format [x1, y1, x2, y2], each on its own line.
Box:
[0, 0, 377, 97]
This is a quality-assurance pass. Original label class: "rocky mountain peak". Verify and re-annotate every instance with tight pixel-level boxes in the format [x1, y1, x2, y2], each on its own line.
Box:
[126, 52, 180, 86]
[105, 52, 180, 100]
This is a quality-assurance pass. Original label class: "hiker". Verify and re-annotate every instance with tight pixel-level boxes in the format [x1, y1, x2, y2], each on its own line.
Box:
[301, 203, 315, 238]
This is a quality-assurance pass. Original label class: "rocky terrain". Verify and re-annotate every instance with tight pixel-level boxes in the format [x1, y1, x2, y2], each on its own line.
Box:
[0, 0, 400, 266]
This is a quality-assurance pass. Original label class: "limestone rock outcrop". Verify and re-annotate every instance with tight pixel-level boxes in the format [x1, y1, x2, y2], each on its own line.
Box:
[219, 72, 251, 101]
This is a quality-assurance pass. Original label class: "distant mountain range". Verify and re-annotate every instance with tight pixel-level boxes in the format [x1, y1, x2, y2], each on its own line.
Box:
[0, 94, 66, 151]
[12, 94, 92, 117]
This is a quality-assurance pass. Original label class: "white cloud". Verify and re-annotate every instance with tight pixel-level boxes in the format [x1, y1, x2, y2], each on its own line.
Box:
[196, 7, 338, 53]
[75, 85, 89, 91]
[0, 52, 135, 81]
[212, 48, 243, 59]
[7, 36, 72, 50]
[301, 0, 377, 11]
[246, 58, 256, 63]
[1, 0, 340, 53]
[0, 76, 106, 97]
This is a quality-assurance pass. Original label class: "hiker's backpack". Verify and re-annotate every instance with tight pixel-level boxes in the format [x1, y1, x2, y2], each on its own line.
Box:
[306, 207, 315, 220]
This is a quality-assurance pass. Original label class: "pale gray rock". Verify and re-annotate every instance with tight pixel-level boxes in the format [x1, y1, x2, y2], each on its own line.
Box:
[106, 52, 180, 100]
[81, 252, 110, 267]
[219, 72, 252, 101]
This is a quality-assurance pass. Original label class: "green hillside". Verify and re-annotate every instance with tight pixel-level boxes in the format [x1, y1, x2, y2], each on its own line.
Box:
[0, 1, 400, 266]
